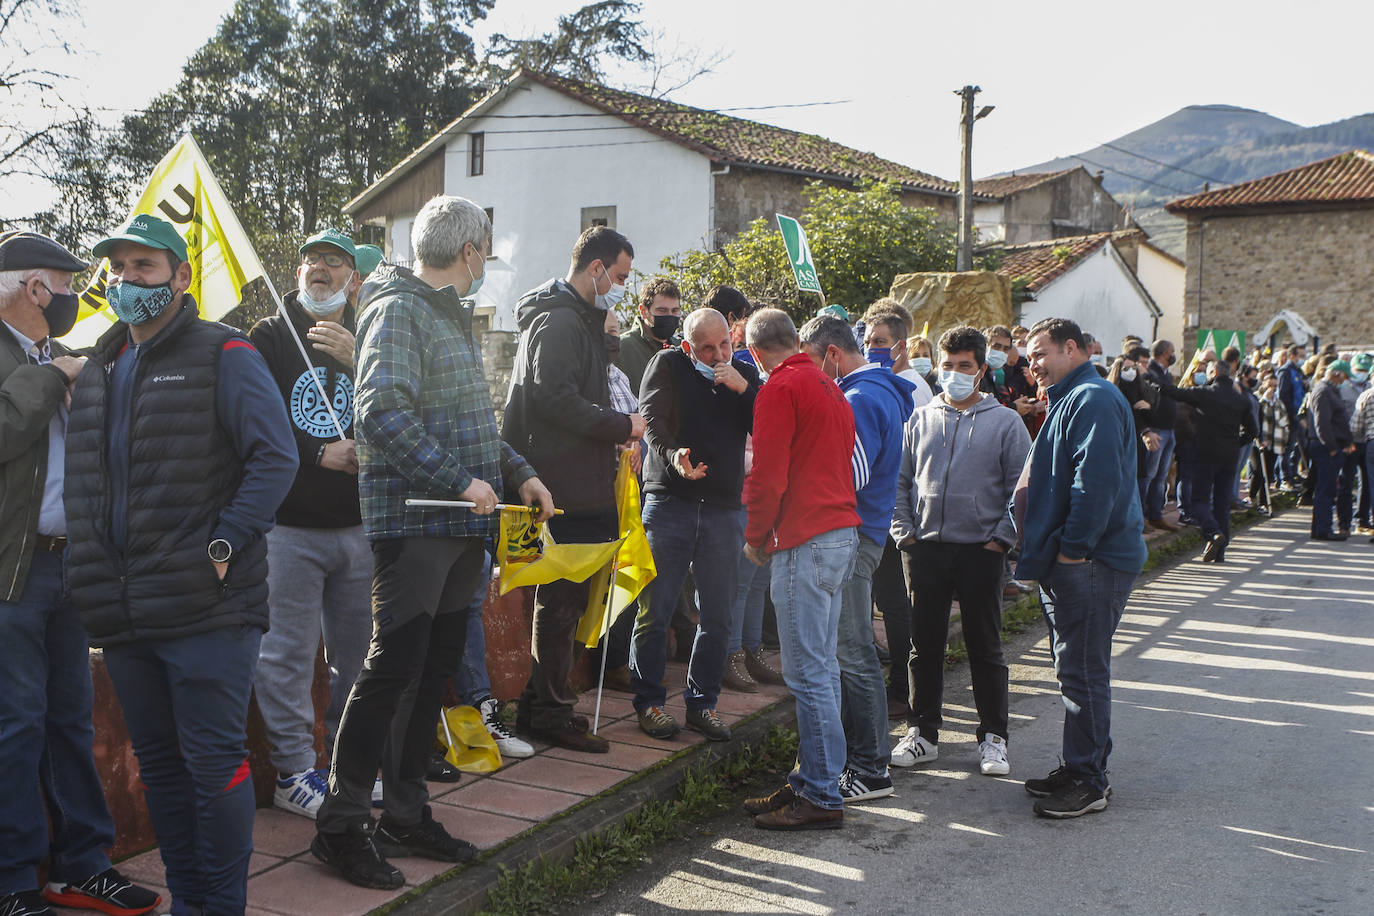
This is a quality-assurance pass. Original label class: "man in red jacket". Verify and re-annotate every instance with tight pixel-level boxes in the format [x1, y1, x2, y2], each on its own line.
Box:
[740, 308, 860, 830]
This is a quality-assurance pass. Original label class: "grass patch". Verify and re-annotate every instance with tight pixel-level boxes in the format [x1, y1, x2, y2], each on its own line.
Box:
[475, 725, 799, 916]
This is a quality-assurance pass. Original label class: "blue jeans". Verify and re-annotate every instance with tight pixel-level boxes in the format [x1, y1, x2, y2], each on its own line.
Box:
[1038, 559, 1135, 792]
[0, 550, 114, 896]
[631, 495, 744, 712]
[727, 526, 770, 655]
[454, 552, 494, 705]
[836, 537, 889, 778]
[1139, 428, 1176, 520]
[771, 527, 857, 810]
[104, 625, 262, 916]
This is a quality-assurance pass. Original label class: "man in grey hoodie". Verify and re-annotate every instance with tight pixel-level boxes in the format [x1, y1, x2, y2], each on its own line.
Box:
[889, 326, 1030, 777]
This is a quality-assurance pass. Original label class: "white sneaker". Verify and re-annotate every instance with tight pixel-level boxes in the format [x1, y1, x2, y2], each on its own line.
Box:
[274, 768, 327, 819]
[889, 728, 938, 767]
[480, 697, 534, 758]
[979, 734, 1010, 775]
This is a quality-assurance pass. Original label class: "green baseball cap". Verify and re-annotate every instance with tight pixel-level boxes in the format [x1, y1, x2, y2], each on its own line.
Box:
[354, 244, 384, 275]
[818, 304, 849, 321]
[1353, 353, 1372, 371]
[92, 214, 188, 263]
[299, 229, 356, 261]
[1328, 359, 1352, 377]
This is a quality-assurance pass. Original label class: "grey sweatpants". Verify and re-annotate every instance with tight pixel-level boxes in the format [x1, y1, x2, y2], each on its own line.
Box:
[255, 524, 373, 776]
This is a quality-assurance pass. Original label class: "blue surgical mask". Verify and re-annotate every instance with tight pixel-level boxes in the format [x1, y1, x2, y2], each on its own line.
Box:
[692, 356, 715, 381]
[940, 369, 978, 401]
[594, 264, 625, 311]
[865, 346, 893, 369]
[1354, 370, 1370, 384]
[911, 356, 933, 376]
[1193, 371, 1208, 386]
[464, 248, 485, 299]
[299, 285, 347, 316]
[107, 280, 174, 326]
[986, 348, 1008, 370]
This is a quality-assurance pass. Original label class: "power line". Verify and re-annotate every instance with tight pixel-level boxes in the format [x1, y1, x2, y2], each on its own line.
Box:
[1065, 153, 1196, 196]
[1097, 141, 1231, 186]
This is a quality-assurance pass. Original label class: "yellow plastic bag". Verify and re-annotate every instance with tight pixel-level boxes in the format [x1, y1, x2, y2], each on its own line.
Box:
[435, 705, 502, 773]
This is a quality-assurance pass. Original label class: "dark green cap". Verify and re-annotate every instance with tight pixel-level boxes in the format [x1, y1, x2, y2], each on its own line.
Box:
[299, 229, 356, 261]
[1327, 359, 1352, 377]
[92, 214, 188, 263]
[354, 244, 384, 275]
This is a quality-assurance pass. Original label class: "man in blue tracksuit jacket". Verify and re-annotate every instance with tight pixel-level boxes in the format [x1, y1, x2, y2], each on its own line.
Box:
[1015, 318, 1146, 820]
[800, 314, 915, 803]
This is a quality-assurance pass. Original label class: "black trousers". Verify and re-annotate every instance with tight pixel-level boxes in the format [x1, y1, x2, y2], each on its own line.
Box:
[317, 536, 484, 834]
[871, 535, 913, 699]
[903, 540, 1009, 745]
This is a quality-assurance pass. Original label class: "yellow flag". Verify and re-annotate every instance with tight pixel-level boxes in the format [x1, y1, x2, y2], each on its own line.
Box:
[577, 451, 657, 647]
[496, 507, 622, 595]
[67, 134, 266, 348]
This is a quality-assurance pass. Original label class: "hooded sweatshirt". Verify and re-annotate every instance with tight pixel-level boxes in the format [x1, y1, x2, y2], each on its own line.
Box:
[837, 365, 917, 545]
[890, 392, 1029, 548]
[502, 278, 633, 526]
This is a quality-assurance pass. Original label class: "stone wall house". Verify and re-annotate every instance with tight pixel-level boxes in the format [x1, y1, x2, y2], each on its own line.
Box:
[972, 167, 1129, 245]
[1165, 149, 1374, 358]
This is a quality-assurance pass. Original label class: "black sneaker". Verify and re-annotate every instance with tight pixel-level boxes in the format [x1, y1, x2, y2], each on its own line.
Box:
[376, 806, 477, 863]
[43, 867, 161, 915]
[0, 891, 50, 916]
[425, 750, 463, 783]
[1032, 778, 1109, 818]
[837, 767, 894, 804]
[311, 821, 405, 889]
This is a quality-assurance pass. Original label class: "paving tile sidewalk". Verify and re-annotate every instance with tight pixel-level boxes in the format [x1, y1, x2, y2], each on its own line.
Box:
[113, 659, 793, 916]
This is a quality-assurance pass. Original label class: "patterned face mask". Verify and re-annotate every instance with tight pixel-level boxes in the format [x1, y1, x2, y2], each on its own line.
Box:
[107, 280, 174, 325]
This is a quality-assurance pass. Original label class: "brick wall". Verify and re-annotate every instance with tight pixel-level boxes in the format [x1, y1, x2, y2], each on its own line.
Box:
[1181, 207, 1374, 357]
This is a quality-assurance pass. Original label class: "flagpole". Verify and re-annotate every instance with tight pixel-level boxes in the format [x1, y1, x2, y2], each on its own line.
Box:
[592, 560, 619, 735]
[181, 133, 348, 442]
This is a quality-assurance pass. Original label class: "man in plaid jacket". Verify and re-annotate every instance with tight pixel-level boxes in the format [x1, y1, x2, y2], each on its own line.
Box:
[313, 196, 552, 889]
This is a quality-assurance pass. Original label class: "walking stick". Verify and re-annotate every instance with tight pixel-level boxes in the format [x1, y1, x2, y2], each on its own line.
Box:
[592, 560, 620, 735]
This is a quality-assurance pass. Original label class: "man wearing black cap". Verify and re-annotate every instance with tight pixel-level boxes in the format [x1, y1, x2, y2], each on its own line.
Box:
[0, 231, 163, 916]
[249, 230, 372, 820]
[63, 214, 297, 916]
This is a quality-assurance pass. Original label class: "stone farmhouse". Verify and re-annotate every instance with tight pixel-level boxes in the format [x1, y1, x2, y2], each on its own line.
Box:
[972, 166, 1129, 245]
[1165, 149, 1374, 355]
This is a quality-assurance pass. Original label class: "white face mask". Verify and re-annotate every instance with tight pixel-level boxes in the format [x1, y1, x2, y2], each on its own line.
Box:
[1120, 367, 1138, 382]
[299, 285, 348, 316]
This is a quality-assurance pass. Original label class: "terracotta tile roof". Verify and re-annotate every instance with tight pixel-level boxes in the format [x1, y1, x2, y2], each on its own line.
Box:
[1165, 149, 1374, 214]
[996, 232, 1112, 292]
[972, 169, 1076, 198]
[522, 70, 958, 196]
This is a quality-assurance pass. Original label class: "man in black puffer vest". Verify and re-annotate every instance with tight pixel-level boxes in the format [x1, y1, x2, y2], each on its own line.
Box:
[65, 215, 297, 916]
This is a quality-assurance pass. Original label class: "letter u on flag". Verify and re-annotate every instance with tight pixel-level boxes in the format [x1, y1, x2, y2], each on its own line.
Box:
[68, 134, 266, 348]
[577, 450, 657, 647]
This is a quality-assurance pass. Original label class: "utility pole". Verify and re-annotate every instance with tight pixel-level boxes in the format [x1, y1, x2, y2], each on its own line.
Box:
[955, 85, 993, 272]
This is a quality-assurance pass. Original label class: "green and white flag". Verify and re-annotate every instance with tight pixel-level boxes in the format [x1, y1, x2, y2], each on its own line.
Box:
[776, 213, 822, 295]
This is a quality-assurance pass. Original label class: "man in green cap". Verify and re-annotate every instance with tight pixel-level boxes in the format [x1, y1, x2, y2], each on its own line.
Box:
[248, 229, 374, 820]
[63, 213, 298, 915]
[354, 244, 385, 278]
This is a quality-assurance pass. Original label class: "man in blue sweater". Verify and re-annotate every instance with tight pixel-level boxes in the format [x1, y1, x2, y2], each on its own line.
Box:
[800, 314, 915, 804]
[1015, 318, 1147, 819]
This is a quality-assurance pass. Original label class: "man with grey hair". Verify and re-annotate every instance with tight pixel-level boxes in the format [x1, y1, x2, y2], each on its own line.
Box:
[799, 313, 916, 804]
[313, 195, 554, 888]
[741, 308, 860, 830]
[631, 308, 760, 742]
[0, 232, 163, 916]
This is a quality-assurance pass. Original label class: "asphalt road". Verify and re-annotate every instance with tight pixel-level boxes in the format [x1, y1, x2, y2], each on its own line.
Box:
[581, 511, 1374, 915]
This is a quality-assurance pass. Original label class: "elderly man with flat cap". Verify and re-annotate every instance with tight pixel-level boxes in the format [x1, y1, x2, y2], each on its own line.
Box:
[0, 231, 162, 916]
[64, 214, 297, 916]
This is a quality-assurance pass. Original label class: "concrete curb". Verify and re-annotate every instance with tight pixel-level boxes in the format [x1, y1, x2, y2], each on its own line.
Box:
[383, 694, 798, 916]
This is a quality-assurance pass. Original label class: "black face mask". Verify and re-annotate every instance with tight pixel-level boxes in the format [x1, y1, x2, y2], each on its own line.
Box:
[650, 314, 680, 340]
[603, 332, 621, 365]
[40, 284, 79, 338]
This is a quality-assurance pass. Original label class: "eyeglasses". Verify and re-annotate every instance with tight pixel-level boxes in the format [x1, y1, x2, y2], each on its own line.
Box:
[302, 251, 350, 268]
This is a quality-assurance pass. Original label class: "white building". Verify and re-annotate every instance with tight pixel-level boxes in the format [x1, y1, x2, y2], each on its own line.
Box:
[999, 231, 1162, 353]
[343, 69, 959, 331]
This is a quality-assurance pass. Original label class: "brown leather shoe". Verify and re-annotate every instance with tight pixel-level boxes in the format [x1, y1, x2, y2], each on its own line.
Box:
[743, 783, 794, 815]
[529, 719, 609, 753]
[1147, 517, 1180, 532]
[721, 651, 758, 693]
[602, 665, 633, 693]
[744, 647, 786, 685]
[754, 797, 844, 831]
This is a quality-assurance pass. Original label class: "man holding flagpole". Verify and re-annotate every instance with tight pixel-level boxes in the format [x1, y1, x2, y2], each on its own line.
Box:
[64, 214, 298, 915]
[249, 229, 373, 819]
[311, 196, 553, 890]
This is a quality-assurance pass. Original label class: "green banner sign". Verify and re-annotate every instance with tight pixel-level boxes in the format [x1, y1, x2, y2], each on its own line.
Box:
[1198, 329, 1246, 354]
[776, 213, 822, 295]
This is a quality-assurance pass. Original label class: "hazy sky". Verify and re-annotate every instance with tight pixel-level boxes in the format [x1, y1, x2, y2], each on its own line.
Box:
[8, 0, 1374, 214]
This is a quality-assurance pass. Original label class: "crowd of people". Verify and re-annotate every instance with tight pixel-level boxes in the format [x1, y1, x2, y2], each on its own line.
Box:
[1, 193, 1365, 915]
